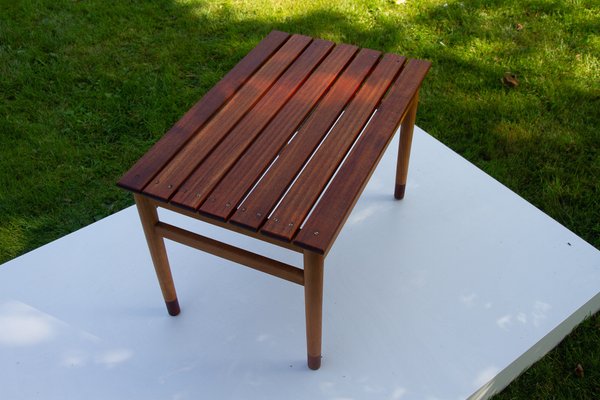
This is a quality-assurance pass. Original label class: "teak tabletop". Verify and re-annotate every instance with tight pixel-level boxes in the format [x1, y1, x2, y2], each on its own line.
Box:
[118, 31, 430, 370]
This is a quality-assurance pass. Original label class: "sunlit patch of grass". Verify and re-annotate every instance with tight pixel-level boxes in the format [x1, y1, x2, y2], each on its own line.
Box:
[0, 218, 28, 262]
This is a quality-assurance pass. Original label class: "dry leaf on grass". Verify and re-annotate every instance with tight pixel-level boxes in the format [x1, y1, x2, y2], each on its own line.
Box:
[575, 363, 584, 378]
[502, 72, 519, 87]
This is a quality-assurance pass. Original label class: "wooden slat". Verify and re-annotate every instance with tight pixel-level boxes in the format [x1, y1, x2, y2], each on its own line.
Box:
[294, 59, 432, 254]
[259, 53, 406, 242]
[228, 48, 381, 230]
[142, 34, 313, 201]
[155, 222, 304, 285]
[120, 31, 432, 255]
[157, 199, 302, 252]
[199, 44, 360, 221]
[117, 30, 290, 192]
[169, 39, 335, 209]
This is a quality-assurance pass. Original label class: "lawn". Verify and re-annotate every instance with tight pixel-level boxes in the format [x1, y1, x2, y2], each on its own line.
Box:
[1, 0, 598, 397]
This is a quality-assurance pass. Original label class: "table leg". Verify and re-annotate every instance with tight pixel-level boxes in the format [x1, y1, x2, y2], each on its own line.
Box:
[304, 251, 324, 370]
[134, 194, 180, 316]
[395, 92, 419, 200]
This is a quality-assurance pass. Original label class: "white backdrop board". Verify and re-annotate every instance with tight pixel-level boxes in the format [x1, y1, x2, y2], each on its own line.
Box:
[1, 127, 599, 400]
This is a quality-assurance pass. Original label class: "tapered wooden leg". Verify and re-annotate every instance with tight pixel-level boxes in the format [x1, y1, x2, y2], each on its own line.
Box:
[395, 93, 419, 200]
[134, 194, 180, 316]
[304, 251, 324, 370]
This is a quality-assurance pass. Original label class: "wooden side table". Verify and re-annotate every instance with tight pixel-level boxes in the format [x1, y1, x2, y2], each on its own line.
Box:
[118, 31, 430, 370]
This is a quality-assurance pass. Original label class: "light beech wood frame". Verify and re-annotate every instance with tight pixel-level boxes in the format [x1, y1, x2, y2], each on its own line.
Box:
[134, 194, 324, 369]
[395, 93, 419, 200]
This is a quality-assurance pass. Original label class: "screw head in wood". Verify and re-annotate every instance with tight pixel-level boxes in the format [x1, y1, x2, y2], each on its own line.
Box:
[313, 231, 319, 236]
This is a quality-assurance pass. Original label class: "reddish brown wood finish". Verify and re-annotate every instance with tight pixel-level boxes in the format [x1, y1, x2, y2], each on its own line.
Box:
[142, 34, 312, 200]
[228, 48, 381, 230]
[117, 30, 290, 193]
[199, 44, 360, 221]
[170, 39, 337, 209]
[260, 53, 406, 242]
[121, 34, 429, 255]
[294, 59, 431, 254]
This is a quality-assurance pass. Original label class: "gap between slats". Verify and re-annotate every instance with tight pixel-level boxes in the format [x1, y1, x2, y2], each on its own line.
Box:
[197, 45, 372, 222]
[172, 39, 341, 211]
[259, 57, 409, 241]
[299, 109, 378, 229]
[142, 35, 314, 203]
[293, 59, 432, 253]
[225, 69, 349, 223]
[257, 53, 406, 242]
[233, 121, 301, 216]
[225, 49, 386, 233]
[268, 110, 347, 221]
[117, 31, 291, 194]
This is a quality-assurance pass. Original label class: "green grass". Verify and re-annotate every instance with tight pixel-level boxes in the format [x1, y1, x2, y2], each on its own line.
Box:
[0, 0, 598, 397]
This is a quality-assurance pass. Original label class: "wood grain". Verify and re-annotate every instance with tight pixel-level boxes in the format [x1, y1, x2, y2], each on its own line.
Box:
[142, 34, 312, 201]
[199, 44, 360, 221]
[156, 198, 303, 252]
[294, 59, 431, 254]
[117, 31, 290, 193]
[260, 53, 406, 242]
[169, 39, 335, 209]
[228, 48, 381, 230]
[304, 251, 324, 370]
[155, 222, 304, 285]
[395, 93, 419, 199]
[134, 194, 180, 316]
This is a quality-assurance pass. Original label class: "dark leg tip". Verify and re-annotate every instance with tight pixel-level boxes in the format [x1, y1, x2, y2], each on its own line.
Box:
[394, 183, 406, 200]
[307, 354, 321, 370]
[166, 299, 180, 316]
